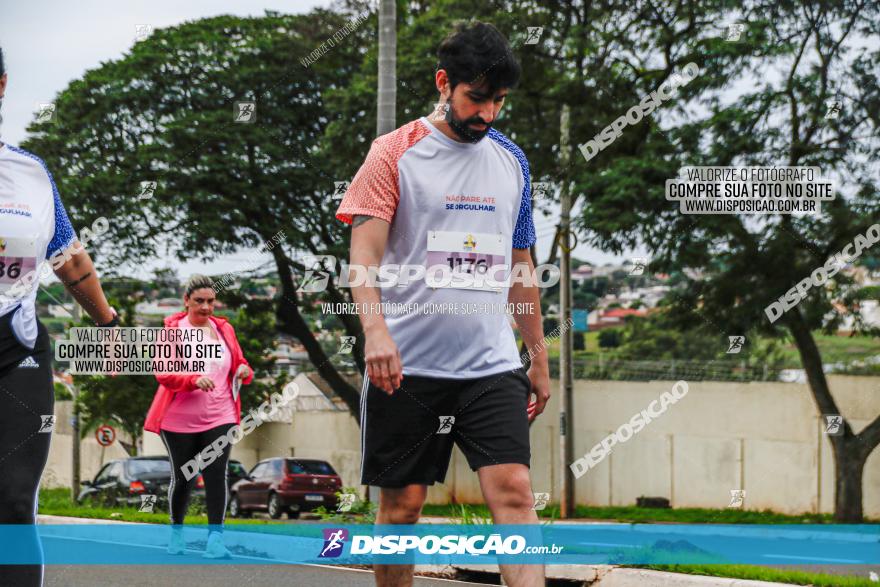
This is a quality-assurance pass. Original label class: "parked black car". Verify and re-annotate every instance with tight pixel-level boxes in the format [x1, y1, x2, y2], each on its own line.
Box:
[229, 458, 341, 519]
[78, 456, 247, 507]
[78, 456, 179, 508]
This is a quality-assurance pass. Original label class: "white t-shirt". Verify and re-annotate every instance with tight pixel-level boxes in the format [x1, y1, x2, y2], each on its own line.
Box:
[0, 144, 77, 347]
[336, 117, 536, 379]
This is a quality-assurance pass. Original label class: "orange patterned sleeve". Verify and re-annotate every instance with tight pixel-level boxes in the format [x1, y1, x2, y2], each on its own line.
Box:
[336, 140, 400, 225]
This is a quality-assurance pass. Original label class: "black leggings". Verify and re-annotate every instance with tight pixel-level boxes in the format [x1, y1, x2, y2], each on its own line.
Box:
[160, 424, 234, 527]
[0, 310, 54, 587]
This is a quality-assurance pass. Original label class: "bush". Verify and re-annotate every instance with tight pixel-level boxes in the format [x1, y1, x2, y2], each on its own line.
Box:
[313, 487, 376, 524]
[598, 328, 622, 348]
[573, 331, 585, 350]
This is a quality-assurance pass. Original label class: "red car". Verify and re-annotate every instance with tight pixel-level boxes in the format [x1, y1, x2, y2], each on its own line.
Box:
[229, 458, 341, 519]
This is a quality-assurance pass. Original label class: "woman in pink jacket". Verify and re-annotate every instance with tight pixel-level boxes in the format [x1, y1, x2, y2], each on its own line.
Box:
[144, 274, 253, 558]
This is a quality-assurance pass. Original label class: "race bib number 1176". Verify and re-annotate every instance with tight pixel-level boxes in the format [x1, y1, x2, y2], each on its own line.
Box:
[425, 230, 508, 292]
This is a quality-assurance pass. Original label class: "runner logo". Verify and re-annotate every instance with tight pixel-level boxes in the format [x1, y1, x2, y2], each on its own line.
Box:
[824, 415, 843, 435]
[38, 415, 55, 433]
[298, 255, 335, 293]
[338, 336, 355, 354]
[36, 103, 56, 124]
[524, 27, 544, 45]
[728, 489, 746, 508]
[429, 101, 450, 122]
[138, 181, 157, 200]
[629, 257, 647, 275]
[825, 100, 842, 120]
[437, 416, 455, 434]
[531, 182, 550, 201]
[332, 181, 350, 201]
[138, 494, 157, 513]
[134, 24, 153, 41]
[319, 528, 348, 558]
[726, 336, 745, 354]
[532, 492, 549, 510]
[725, 23, 745, 41]
[234, 101, 257, 123]
[18, 356, 39, 369]
[337, 492, 357, 512]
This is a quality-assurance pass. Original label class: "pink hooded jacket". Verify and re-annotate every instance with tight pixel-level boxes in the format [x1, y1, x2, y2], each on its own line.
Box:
[143, 311, 254, 434]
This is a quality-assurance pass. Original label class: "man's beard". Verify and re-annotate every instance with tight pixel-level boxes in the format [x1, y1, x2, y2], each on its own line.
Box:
[445, 101, 492, 142]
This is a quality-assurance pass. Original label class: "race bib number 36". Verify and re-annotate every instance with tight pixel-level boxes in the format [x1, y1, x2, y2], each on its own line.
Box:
[0, 237, 37, 290]
[426, 230, 508, 292]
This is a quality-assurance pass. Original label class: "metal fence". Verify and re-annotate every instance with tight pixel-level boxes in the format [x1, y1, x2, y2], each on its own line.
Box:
[547, 357, 880, 382]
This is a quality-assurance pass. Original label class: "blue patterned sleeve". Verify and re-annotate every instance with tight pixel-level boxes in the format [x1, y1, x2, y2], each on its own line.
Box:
[43, 168, 78, 260]
[510, 149, 536, 250]
[488, 130, 537, 249]
[9, 146, 79, 259]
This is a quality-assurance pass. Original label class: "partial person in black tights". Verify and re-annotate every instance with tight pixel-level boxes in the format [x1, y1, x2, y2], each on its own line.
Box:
[0, 45, 118, 587]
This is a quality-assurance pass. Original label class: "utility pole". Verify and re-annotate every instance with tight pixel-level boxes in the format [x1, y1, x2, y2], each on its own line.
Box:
[368, 0, 396, 507]
[376, 0, 396, 137]
[558, 104, 575, 518]
[71, 302, 82, 501]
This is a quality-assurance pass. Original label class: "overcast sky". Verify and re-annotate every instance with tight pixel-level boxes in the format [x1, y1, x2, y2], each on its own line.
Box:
[1, 0, 638, 284]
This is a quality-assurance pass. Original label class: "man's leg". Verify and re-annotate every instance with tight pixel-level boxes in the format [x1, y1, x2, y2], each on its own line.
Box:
[478, 463, 545, 587]
[373, 484, 427, 587]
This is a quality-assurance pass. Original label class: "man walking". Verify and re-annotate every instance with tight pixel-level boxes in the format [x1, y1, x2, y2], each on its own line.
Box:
[336, 21, 550, 587]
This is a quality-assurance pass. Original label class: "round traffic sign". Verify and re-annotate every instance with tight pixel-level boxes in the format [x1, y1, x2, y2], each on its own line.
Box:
[95, 424, 116, 447]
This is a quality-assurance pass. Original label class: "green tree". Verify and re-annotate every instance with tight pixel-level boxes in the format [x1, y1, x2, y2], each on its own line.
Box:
[572, 1, 880, 520]
[25, 8, 374, 420]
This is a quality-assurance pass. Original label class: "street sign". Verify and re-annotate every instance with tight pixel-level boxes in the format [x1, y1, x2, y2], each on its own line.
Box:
[95, 424, 116, 447]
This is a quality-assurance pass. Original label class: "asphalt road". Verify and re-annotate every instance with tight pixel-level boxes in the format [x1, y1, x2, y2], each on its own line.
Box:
[37, 532, 486, 587]
[34, 515, 880, 585]
[45, 564, 482, 587]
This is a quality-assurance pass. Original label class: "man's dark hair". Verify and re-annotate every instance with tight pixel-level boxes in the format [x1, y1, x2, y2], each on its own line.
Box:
[437, 21, 520, 94]
[0, 45, 5, 76]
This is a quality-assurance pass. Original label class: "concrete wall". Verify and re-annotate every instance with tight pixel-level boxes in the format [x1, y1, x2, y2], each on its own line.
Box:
[42, 401, 131, 489]
[129, 375, 880, 516]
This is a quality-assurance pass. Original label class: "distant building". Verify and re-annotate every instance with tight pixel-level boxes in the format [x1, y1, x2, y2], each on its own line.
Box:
[267, 336, 310, 377]
[571, 264, 594, 282]
[47, 304, 72, 318]
[828, 299, 880, 334]
[135, 298, 184, 315]
[618, 285, 670, 308]
[288, 372, 350, 412]
[588, 307, 648, 330]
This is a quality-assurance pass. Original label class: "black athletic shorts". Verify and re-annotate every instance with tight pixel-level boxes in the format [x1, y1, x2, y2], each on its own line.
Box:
[360, 367, 532, 488]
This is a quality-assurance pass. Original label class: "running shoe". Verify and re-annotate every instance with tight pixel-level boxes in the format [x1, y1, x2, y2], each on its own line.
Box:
[203, 531, 232, 559]
[167, 526, 185, 555]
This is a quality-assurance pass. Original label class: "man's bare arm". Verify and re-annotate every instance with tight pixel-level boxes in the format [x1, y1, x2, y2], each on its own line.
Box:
[351, 215, 403, 393]
[508, 248, 550, 421]
[352, 215, 374, 228]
